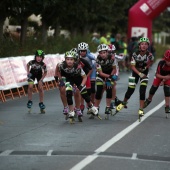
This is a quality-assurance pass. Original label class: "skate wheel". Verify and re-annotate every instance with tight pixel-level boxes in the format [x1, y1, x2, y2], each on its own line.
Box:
[139, 115, 142, 122]
[69, 118, 75, 124]
[28, 109, 31, 113]
[78, 116, 83, 122]
[166, 114, 168, 119]
[89, 114, 94, 119]
[65, 114, 69, 120]
[40, 109, 45, 114]
[97, 115, 102, 120]
[105, 114, 109, 120]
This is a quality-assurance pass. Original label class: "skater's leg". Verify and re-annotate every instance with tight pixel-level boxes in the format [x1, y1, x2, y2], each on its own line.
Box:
[38, 80, 44, 103]
[59, 86, 68, 107]
[27, 84, 33, 101]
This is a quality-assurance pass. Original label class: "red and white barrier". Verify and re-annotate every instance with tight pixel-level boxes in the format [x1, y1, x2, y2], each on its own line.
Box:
[0, 54, 65, 90]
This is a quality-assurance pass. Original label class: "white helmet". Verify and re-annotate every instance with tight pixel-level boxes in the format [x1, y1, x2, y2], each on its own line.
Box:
[78, 42, 89, 51]
[97, 44, 108, 52]
[108, 44, 116, 52]
[70, 48, 78, 53]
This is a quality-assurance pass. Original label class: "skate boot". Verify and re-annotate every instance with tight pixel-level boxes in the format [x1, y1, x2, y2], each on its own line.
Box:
[80, 104, 85, 114]
[27, 100, 33, 113]
[68, 110, 75, 124]
[115, 97, 122, 106]
[110, 100, 115, 116]
[138, 108, 144, 122]
[115, 102, 127, 115]
[63, 106, 69, 120]
[144, 98, 152, 108]
[165, 106, 170, 119]
[110, 100, 115, 109]
[105, 107, 112, 120]
[39, 102, 45, 114]
[75, 108, 83, 122]
[88, 104, 102, 120]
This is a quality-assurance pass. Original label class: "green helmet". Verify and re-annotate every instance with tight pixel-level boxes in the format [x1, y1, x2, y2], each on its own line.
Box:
[65, 51, 76, 59]
[35, 50, 45, 59]
[139, 37, 150, 45]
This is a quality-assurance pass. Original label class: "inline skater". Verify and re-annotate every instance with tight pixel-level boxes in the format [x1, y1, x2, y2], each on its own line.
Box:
[27, 50, 47, 113]
[115, 37, 154, 121]
[107, 44, 124, 111]
[77, 42, 94, 114]
[94, 44, 118, 119]
[144, 49, 170, 118]
[57, 51, 99, 123]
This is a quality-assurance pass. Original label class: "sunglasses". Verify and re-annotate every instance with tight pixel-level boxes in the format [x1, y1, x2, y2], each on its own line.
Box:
[80, 50, 87, 53]
[108, 51, 114, 54]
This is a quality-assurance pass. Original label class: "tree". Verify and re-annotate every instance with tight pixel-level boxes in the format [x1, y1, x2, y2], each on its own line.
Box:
[153, 9, 170, 33]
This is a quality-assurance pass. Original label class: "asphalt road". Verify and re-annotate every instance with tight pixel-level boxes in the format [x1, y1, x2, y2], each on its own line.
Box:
[0, 61, 170, 170]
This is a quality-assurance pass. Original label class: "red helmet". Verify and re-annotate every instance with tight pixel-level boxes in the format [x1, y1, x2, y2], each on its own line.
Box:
[108, 44, 116, 52]
[164, 50, 170, 62]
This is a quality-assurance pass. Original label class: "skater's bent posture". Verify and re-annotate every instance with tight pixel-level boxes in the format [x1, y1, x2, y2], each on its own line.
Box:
[144, 50, 170, 115]
[116, 37, 154, 118]
[27, 50, 47, 113]
[94, 44, 118, 119]
[57, 51, 99, 122]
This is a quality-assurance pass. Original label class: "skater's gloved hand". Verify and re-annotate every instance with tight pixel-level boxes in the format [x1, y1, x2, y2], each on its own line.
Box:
[110, 74, 118, 81]
[105, 78, 112, 89]
[78, 84, 86, 92]
[138, 72, 146, 78]
[54, 76, 59, 82]
[27, 73, 32, 79]
[138, 67, 146, 72]
[59, 79, 65, 87]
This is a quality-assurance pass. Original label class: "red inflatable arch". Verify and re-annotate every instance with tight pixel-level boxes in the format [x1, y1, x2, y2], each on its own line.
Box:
[128, 0, 170, 41]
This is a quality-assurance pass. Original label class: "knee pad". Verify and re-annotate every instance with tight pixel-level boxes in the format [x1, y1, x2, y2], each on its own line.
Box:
[128, 76, 136, 86]
[106, 88, 112, 99]
[95, 85, 103, 100]
[139, 78, 148, 100]
[140, 85, 147, 100]
[164, 85, 170, 97]
[96, 77, 104, 86]
[66, 90, 73, 105]
[149, 85, 158, 95]
[140, 78, 148, 86]
[66, 83, 73, 105]
[125, 87, 135, 99]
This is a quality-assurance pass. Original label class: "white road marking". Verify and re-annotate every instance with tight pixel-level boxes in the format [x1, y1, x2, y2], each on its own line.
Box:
[0, 150, 13, 156]
[70, 100, 165, 170]
[131, 153, 137, 160]
[47, 150, 53, 156]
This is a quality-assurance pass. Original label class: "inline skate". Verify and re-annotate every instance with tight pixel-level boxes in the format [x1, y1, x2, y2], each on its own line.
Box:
[63, 106, 69, 120]
[138, 108, 144, 122]
[105, 107, 112, 120]
[75, 108, 83, 122]
[68, 110, 75, 124]
[27, 100, 33, 113]
[88, 104, 102, 120]
[165, 106, 170, 119]
[39, 102, 46, 114]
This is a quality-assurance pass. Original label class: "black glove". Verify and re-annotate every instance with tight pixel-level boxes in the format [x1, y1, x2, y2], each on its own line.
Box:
[78, 84, 85, 92]
[54, 76, 59, 82]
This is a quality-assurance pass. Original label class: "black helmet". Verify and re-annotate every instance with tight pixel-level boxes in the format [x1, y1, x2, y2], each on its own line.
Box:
[35, 50, 45, 60]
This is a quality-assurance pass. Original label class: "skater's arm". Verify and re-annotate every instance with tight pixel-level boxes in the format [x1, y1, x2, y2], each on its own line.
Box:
[81, 75, 87, 86]
[156, 74, 170, 80]
[27, 63, 30, 74]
